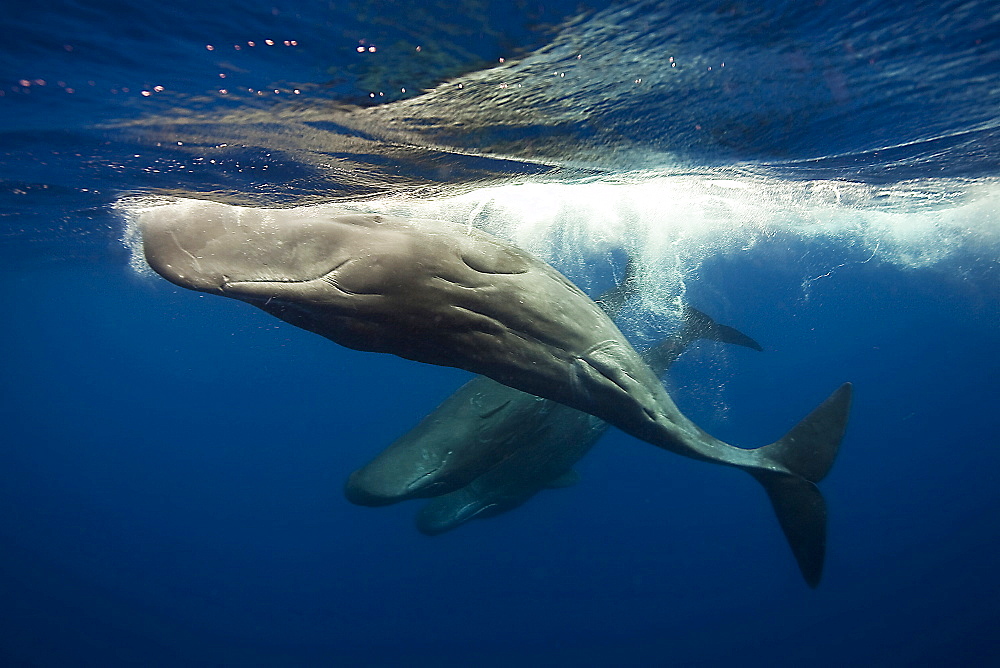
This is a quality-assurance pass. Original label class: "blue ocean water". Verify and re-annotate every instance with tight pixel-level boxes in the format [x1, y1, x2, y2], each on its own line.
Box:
[1, 1, 998, 665]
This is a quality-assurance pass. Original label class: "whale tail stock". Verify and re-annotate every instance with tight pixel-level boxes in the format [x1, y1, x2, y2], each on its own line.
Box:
[749, 382, 853, 588]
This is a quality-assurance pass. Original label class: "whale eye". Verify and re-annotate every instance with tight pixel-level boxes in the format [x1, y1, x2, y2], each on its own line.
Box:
[460, 243, 529, 275]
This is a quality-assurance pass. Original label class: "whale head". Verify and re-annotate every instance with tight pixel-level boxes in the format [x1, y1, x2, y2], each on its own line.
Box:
[140, 199, 355, 294]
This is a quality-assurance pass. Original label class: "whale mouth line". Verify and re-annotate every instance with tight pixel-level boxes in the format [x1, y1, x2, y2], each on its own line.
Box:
[224, 277, 315, 288]
[456, 502, 498, 522]
[405, 464, 444, 492]
[219, 258, 354, 290]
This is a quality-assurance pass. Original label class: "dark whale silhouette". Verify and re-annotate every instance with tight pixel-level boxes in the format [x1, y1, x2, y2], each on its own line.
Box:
[140, 199, 851, 586]
[344, 261, 646, 507]
[344, 286, 839, 586]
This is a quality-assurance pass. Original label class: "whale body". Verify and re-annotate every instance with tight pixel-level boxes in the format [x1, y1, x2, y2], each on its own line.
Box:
[140, 199, 852, 585]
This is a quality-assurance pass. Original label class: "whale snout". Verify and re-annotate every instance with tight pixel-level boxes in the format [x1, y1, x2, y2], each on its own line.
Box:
[139, 199, 349, 292]
[344, 465, 451, 506]
[344, 469, 411, 506]
[140, 201, 234, 292]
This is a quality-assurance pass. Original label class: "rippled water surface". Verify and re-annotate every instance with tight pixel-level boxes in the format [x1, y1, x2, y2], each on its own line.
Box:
[1, 1, 998, 665]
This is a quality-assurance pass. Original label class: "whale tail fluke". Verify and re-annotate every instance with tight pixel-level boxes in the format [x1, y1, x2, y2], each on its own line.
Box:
[749, 471, 827, 588]
[758, 382, 853, 484]
[751, 382, 853, 587]
[680, 306, 765, 352]
[643, 306, 764, 375]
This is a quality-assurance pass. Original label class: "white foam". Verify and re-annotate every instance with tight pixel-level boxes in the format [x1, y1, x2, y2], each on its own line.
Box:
[115, 194, 185, 277]
[340, 172, 1000, 314]
[119, 172, 1000, 316]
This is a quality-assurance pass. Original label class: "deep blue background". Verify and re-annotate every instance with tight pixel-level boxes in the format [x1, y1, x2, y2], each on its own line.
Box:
[2, 1, 999, 666]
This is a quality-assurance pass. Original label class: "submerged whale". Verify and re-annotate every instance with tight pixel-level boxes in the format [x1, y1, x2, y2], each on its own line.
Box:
[348, 301, 842, 586]
[140, 199, 851, 585]
[411, 306, 763, 535]
[344, 260, 645, 506]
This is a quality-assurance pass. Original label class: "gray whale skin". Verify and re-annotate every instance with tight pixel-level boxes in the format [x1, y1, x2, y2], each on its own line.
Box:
[141, 199, 851, 587]
[407, 307, 763, 533]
